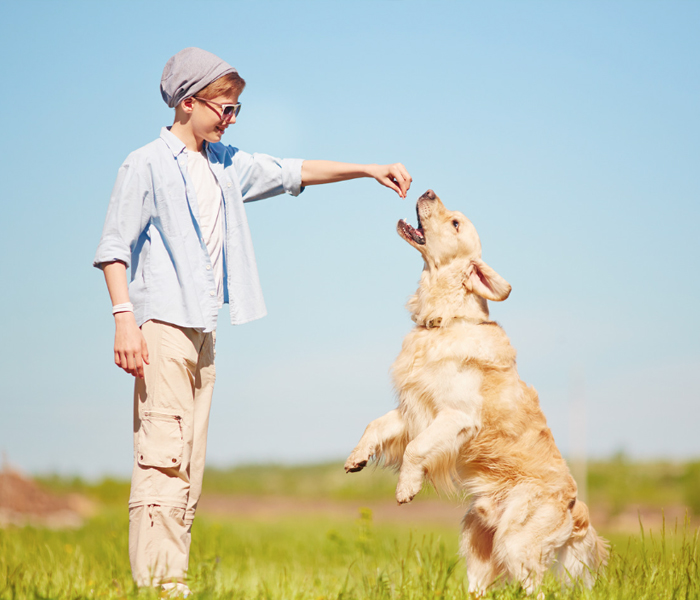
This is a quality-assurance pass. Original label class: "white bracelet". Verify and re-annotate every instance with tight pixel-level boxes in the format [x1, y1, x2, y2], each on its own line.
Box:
[112, 302, 134, 315]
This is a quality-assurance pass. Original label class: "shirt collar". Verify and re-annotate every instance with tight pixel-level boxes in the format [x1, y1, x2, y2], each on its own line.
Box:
[160, 126, 187, 157]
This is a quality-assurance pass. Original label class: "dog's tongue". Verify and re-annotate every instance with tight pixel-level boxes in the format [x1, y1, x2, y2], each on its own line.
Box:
[398, 219, 426, 245]
[406, 218, 425, 240]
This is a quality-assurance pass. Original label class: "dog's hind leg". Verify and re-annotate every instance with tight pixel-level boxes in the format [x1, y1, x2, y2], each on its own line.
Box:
[395, 409, 476, 503]
[492, 488, 573, 596]
[345, 409, 406, 473]
[461, 507, 501, 596]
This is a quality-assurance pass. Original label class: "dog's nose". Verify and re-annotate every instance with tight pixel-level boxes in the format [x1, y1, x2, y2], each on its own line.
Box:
[421, 189, 436, 201]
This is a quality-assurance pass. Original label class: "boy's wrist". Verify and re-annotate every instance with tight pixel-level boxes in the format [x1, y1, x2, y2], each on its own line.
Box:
[114, 311, 136, 324]
[364, 164, 379, 178]
[365, 164, 380, 179]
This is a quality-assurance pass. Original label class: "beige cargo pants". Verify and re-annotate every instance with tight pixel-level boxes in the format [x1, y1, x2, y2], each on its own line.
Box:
[128, 320, 216, 587]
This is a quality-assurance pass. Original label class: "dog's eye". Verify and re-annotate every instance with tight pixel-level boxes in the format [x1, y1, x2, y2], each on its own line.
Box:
[452, 220, 460, 231]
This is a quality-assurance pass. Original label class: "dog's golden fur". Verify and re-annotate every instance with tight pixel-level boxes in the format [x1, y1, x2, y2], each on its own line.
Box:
[345, 190, 608, 595]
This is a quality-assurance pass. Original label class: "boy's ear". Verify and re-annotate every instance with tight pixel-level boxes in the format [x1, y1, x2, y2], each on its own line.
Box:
[463, 258, 511, 301]
[180, 97, 195, 113]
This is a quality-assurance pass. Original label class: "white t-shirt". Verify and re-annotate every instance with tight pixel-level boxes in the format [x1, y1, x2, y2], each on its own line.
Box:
[186, 149, 225, 308]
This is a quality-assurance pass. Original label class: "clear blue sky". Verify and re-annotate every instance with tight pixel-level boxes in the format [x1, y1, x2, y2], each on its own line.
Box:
[0, 1, 698, 478]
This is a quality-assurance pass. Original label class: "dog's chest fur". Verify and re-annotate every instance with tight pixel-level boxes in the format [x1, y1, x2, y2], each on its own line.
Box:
[391, 321, 518, 436]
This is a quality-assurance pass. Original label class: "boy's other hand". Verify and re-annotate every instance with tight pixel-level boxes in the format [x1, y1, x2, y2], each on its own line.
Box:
[114, 312, 150, 379]
[370, 163, 412, 198]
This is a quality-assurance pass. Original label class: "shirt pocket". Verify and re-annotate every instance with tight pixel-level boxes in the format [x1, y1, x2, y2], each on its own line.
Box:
[137, 410, 183, 469]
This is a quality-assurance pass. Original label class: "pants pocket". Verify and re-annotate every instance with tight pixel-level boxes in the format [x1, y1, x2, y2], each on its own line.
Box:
[137, 411, 184, 468]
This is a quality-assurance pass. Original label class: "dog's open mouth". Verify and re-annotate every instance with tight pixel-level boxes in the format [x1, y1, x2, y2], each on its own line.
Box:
[397, 218, 425, 246]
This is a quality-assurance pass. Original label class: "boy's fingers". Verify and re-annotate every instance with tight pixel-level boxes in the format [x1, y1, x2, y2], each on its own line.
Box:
[119, 353, 132, 376]
[392, 176, 408, 198]
[390, 164, 411, 197]
[126, 352, 137, 377]
[373, 164, 410, 198]
[383, 178, 402, 197]
[395, 177, 409, 197]
[399, 166, 412, 191]
[135, 355, 145, 379]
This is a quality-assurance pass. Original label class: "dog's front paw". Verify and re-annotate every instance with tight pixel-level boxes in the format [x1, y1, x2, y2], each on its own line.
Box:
[396, 465, 425, 504]
[395, 484, 416, 504]
[344, 457, 368, 473]
[344, 448, 372, 473]
[395, 473, 423, 504]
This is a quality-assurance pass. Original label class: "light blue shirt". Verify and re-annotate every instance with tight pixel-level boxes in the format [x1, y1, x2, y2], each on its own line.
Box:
[94, 127, 304, 332]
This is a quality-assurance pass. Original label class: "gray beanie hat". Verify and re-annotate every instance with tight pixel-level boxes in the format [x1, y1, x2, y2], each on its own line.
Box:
[160, 47, 237, 108]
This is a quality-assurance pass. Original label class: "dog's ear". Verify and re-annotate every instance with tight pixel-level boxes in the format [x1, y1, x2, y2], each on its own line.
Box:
[464, 259, 511, 301]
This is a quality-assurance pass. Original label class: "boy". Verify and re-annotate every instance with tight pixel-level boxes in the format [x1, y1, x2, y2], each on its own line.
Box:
[93, 47, 411, 595]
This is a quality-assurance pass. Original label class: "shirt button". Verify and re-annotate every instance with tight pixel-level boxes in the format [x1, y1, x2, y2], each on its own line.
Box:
[210, 291, 215, 296]
[206, 265, 211, 270]
[227, 182, 231, 187]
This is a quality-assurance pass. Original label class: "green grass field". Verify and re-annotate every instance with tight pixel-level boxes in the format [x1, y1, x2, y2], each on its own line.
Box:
[1, 508, 699, 599]
[3, 459, 700, 599]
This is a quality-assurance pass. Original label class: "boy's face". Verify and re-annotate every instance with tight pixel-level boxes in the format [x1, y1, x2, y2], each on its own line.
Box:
[187, 93, 240, 146]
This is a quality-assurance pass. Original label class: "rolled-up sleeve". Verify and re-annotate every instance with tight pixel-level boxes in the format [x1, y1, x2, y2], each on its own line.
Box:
[232, 149, 304, 203]
[93, 154, 152, 270]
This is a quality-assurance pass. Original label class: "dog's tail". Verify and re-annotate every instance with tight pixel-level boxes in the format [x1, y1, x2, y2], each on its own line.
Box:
[554, 499, 609, 587]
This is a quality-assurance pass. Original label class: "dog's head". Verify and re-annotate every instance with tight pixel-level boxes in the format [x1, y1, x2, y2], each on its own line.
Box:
[398, 190, 511, 303]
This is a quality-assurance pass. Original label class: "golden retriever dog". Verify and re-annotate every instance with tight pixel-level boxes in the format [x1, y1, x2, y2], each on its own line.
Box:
[345, 190, 608, 595]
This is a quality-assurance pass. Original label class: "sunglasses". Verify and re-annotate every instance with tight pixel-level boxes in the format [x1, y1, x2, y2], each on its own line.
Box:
[193, 97, 242, 121]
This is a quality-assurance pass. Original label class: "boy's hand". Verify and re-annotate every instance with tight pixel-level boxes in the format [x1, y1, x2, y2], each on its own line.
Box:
[369, 163, 412, 198]
[114, 312, 150, 379]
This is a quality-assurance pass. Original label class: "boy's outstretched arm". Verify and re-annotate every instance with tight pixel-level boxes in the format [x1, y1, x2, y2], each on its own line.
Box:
[301, 161, 412, 198]
[103, 261, 149, 379]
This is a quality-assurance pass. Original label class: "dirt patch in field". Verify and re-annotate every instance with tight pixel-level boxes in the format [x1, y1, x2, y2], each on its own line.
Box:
[199, 494, 697, 533]
[0, 468, 94, 529]
[2, 465, 693, 534]
[590, 503, 696, 533]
